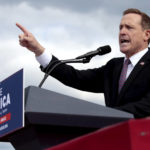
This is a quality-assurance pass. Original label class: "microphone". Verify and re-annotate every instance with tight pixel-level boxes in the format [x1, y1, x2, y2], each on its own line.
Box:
[76, 45, 111, 59]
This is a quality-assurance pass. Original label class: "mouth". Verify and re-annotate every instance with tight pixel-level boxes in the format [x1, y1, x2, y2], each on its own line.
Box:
[120, 39, 130, 44]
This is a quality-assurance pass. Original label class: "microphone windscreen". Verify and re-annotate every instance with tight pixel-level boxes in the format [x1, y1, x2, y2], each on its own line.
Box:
[97, 45, 111, 55]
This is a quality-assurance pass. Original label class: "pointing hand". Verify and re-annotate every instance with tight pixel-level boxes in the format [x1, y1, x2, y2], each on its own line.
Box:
[16, 23, 45, 56]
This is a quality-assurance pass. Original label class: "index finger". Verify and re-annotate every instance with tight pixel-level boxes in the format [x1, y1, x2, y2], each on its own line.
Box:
[16, 23, 29, 36]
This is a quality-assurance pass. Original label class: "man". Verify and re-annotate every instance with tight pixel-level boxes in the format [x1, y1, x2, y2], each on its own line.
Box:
[16, 8, 150, 118]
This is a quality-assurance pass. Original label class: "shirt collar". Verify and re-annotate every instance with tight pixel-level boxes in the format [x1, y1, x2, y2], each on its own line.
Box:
[125, 48, 148, 67]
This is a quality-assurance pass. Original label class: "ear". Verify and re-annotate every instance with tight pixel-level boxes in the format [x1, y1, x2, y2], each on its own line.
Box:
[144, 29, 150, 42]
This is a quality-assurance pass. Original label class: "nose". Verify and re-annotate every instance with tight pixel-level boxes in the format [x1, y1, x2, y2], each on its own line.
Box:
[119, 27, 127, 35]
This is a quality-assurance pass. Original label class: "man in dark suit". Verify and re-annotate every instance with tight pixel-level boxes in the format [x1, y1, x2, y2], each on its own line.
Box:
[16, 8, 150, 118]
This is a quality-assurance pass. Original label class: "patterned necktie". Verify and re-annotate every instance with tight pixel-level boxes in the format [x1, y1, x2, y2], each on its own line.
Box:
[118, 59, 131, 93]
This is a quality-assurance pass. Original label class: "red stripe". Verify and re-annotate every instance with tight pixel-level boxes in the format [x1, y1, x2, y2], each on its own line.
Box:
[0, 113, 11, 124]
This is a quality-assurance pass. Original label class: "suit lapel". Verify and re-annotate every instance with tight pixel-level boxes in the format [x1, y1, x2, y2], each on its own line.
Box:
[117, 49, 150, 104]
[110, 58, 124, 106]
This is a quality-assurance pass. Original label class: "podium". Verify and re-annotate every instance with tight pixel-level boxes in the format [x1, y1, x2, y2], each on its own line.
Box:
[0, 86, 133, 150]
[46, 118, 150, 150]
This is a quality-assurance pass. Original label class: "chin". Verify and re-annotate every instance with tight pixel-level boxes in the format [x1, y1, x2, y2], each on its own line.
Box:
[120, 48, 129, 54]
[120, 45, 131, 53]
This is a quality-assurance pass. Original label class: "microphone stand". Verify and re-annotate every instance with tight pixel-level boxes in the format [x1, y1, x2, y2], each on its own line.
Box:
[38, 57, 91, 88]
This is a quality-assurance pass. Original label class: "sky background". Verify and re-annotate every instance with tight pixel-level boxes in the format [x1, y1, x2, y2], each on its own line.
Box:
[0, 0, 150, 149]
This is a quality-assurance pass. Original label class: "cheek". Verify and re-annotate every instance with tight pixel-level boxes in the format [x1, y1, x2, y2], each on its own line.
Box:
[130, 33, 142, 43]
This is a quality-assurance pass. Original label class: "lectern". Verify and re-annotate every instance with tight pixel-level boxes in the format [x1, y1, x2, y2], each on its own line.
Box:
[0, 86, 133, 150]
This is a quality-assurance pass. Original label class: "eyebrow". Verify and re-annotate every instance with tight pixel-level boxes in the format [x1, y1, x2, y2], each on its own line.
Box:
[119, 23, 134, 28]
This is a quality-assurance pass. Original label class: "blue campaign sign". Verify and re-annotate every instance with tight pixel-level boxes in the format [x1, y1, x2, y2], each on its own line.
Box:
[0, 69, 24, 137]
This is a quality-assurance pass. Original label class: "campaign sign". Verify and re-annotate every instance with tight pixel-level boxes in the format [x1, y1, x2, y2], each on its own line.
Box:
[0, 69, 24, 138]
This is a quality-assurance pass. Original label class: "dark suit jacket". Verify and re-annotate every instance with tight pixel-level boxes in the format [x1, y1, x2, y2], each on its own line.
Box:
[41, 48, 150, 118]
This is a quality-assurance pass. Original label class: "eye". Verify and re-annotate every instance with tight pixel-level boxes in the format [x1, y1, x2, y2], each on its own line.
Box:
[119, 25, 123, 30]
[126, 25, 133, 30]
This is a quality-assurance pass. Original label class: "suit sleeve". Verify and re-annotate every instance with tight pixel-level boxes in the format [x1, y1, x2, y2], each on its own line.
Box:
[40, 55, 106, 93]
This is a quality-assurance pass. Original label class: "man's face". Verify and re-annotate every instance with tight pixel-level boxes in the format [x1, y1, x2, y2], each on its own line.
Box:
[119, 13, 148, 58]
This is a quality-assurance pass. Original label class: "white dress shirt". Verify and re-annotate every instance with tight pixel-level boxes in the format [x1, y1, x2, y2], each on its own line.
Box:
[36, 49, 52, 68]
[125, 48, 148, 78]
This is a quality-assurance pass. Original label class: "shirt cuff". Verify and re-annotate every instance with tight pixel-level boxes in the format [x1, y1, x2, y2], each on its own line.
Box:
[36, 49, 52, 68]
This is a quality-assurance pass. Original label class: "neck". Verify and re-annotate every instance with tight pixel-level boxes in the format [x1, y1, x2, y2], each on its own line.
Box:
[126, 46, 149, 58]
